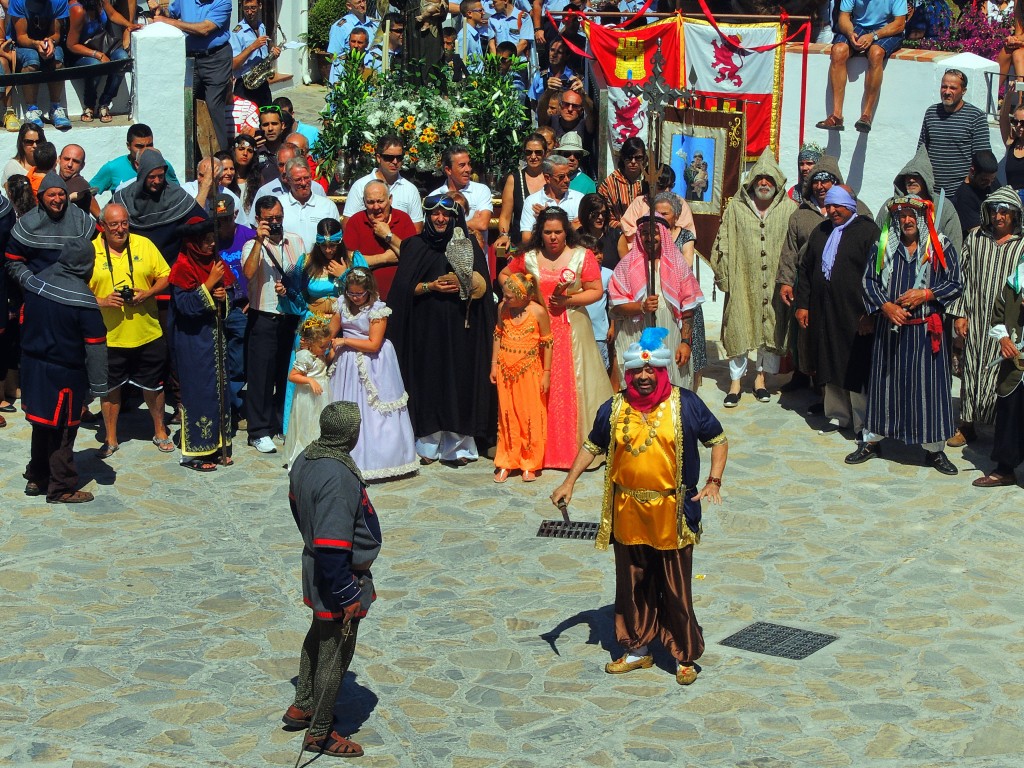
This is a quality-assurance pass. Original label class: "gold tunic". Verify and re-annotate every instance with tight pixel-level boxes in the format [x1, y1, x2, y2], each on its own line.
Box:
[609, 399, 680, 549]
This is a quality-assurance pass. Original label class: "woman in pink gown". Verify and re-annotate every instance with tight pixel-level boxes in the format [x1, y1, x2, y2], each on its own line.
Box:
[500, 207, 613, 469]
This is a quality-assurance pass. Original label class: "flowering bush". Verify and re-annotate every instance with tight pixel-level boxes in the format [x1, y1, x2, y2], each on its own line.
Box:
[905, 4, 1011, 60]
[313, 55, 528, 190]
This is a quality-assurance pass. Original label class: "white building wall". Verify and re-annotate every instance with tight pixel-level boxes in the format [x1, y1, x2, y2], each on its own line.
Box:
[0, 24, 187, 194]
[777, 48, 1002, 215]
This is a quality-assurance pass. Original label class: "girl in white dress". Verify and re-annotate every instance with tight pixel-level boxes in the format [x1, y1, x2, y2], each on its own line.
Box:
[283, 320, 334, 467]
[328, 267, 418, 481]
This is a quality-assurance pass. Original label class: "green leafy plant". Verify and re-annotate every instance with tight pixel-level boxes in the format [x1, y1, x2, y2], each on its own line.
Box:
[313, 54, 530, 190]
[305, 0, 346, 52]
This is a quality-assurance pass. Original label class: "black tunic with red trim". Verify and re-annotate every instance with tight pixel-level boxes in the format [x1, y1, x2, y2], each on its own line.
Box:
[289, 454, 383, 621]
[20, 291, 107, 428]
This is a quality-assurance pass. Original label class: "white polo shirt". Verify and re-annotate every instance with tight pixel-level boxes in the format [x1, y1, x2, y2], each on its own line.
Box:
[428, 180, 494, 221]
[254, 177, 327, 201]
[280, 192, 340, 254]
[343, 170, 425, 223]
[519, 187, 584, 235]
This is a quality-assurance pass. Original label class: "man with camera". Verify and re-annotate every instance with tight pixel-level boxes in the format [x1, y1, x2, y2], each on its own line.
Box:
[89, 202, 173, 457]
[242, 195, 303, 454]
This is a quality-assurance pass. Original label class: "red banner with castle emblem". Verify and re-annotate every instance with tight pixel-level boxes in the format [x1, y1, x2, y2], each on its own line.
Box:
[584, 17, 681, 88]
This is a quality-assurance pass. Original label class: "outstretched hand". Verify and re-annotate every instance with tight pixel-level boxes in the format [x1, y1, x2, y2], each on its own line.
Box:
[692, 483, 722, 505]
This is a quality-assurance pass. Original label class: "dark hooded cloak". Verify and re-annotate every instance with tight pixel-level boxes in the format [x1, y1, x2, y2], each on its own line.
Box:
[876, 146, 963, 256]
[6, 171, 96, 275]
[387, 207, 497, 443]
[19, 238, 108, 427]
[112, 150, 206, 265]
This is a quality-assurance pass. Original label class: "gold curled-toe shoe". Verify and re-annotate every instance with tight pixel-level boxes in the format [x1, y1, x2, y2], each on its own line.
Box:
[676, 665, 699, 685]
[605, 654, 654, 674]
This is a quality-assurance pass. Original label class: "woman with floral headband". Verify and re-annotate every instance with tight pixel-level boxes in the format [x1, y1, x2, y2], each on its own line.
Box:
[499, 206, 612, 469]
[282, 218, 363, 436]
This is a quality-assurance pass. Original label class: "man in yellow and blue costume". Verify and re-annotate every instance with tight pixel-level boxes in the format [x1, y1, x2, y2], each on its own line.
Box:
[552, 327, 728, 686]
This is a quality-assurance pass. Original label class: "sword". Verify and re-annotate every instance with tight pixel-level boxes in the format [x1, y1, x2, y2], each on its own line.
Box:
[987, 335, 1024, 368]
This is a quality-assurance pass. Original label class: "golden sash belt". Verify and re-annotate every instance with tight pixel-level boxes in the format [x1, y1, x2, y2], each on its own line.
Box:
[617, 486, 675, 503]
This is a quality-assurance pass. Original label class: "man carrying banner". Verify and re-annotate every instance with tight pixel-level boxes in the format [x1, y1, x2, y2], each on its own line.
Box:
[551, 327, 728, 687]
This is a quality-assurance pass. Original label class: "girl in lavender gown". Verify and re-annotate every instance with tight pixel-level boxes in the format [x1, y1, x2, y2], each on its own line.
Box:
[328, 267, 418, 481]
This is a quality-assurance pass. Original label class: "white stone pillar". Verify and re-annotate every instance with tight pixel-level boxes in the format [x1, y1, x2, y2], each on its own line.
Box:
[131, 23, 188, 181]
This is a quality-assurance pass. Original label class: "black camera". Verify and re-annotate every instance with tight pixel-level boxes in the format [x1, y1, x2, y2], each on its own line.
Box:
[267, 222, 284, 237]
[117, 286, 135, 303]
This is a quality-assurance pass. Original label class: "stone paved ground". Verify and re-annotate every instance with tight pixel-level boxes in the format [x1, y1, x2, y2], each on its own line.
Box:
[3, 86, 1024, 766]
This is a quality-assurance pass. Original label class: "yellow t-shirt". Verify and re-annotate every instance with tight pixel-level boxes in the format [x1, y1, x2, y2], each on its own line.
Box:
[89, 233, 171, 349]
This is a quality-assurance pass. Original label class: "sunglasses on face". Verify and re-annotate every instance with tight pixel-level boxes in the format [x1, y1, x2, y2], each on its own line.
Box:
[625, 154, 644, 162]
[345, 289, 369, 298]
[1012, 119, 1024, 127]
[988, 203, 1015, 213]
[562, 102, 581, 110]
[524, 149, 544, 156]
[23, 139, 39, 146]
[379, 153, 404, 162]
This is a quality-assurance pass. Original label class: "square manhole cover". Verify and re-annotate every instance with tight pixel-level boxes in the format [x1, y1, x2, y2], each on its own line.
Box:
[719, 622, 837, 660]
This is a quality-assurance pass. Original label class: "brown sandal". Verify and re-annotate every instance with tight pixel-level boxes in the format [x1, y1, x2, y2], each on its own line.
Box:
[304, 731, 363, 757]
[854, 114, 872, 132]
[99, 105, 112, 123]
[48, 490, 95, 504]
[80, 107, 94, 122]
[815, 114, 844, 131]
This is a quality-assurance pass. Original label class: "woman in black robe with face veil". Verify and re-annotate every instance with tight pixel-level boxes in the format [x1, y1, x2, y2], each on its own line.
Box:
[387, 193, 496, 465]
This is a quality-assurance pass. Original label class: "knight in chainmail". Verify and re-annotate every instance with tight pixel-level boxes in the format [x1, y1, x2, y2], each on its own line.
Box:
[850, 195, 963, 473]
[283, 401, 382, 758]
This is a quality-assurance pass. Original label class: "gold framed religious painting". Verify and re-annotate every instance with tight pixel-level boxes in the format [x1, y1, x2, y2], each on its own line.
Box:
[661, 107, 745, 259]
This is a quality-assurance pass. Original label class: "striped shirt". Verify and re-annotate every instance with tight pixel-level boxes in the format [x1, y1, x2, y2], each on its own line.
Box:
[597, 169, 644, 228]
[917, 101, 991, 197]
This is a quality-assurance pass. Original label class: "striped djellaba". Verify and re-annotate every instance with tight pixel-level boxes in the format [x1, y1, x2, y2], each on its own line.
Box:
[946, 190, 1024, 425]
[863, 236, 963, 445]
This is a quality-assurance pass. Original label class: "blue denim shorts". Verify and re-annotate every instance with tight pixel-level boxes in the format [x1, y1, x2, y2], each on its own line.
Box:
[16, 45, 65, 70]
[832, 27, 903, 59]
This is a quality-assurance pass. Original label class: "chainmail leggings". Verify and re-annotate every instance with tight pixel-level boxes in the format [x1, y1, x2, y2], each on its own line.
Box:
[293, 617, 360, 738]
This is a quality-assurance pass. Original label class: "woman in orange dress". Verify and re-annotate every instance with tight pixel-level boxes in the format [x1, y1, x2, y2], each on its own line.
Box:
[491, 273, 553, 482]
[499, 207, 613, 469]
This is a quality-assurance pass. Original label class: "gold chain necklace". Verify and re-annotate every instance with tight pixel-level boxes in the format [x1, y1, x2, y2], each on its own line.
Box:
[621, 402, 667, 456]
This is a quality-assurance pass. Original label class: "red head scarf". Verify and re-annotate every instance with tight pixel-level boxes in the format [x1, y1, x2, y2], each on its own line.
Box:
[168, 216, 237, 291]
[624, 367, 672, 412]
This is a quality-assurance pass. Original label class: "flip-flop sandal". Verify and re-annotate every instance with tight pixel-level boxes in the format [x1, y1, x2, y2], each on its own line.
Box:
[152, 436, 175, 453]
[181, 458, 217, 472]
[99, 105, 112, 123]
[304, 731, 363, 757]
[80, 108, 94, 122]
[97, 443, 119, 458]
[0, 403, 15, 412]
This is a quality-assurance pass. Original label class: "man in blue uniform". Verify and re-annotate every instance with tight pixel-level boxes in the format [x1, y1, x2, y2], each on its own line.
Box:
[230, 0, 279, 106]
[327, 0, 379, 84]
[155, 0, 233, 150]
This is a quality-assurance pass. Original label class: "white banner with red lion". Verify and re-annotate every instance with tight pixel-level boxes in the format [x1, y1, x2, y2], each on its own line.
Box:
[681, 19, 784, 160]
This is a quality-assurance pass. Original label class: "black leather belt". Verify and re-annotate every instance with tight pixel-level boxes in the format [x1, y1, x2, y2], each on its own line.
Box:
[187, 41, 229, 59]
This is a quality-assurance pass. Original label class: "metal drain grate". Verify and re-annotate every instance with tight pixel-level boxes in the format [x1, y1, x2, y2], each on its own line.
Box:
[536, 520, 599, 539]
[719, 622, 837, 660]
